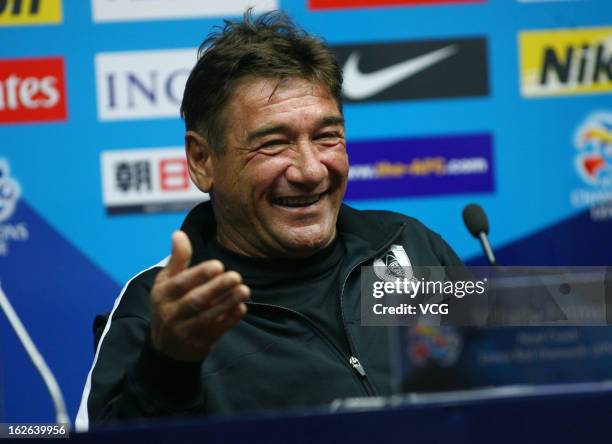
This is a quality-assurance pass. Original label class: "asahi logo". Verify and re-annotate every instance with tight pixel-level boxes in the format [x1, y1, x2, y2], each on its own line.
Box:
[520, 27, 612, 97]
[100, 147, 206, 214]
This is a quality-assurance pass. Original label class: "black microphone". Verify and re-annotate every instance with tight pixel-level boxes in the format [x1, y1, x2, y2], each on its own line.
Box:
[462, 203, 497, 266]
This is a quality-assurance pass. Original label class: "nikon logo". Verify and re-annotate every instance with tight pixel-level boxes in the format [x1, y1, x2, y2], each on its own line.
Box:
[0, 0, 40, 15]
[519, 27, 612, 97]
[0, 0, 62, 25]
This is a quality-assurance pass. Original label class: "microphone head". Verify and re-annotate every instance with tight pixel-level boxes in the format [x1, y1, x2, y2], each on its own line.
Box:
[462, 203, 489, 238]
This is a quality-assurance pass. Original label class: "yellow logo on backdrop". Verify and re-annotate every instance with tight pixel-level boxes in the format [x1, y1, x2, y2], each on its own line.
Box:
[519, 27, 612, 97]
[0, 0, 62, 25]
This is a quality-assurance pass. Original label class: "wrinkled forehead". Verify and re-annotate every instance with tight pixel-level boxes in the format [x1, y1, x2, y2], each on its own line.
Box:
[230, 76, 339, 111]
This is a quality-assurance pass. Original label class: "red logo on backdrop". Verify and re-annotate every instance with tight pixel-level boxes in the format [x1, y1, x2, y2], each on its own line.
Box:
[309, 0, 484, 9]
[0, 57, 67, 124]
[159, 158, 190, 191]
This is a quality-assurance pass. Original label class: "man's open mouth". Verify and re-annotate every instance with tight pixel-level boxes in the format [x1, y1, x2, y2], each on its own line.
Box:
[272, 194, 323, 208]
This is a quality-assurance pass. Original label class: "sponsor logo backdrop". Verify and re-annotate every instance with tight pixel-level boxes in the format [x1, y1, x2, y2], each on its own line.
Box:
[0, 0, 611, 424]
[0, 0, 62, 26]
[519, 26, 612, 97]
[0, 57, 67, 123]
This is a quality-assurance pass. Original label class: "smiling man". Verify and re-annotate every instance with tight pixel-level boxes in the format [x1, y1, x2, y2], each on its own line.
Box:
[76, 11, 462, 430]
[187, 76, 348, 258]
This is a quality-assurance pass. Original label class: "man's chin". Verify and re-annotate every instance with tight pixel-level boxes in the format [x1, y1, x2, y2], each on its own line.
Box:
[274, 228, 335, 257]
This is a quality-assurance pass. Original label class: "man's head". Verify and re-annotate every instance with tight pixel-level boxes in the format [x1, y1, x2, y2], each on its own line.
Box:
[181, 10, 343, 154]
[181, 11, 348, 259]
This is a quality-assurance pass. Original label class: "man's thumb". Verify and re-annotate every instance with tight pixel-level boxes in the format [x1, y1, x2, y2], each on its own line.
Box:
[165, 230, 192, 276]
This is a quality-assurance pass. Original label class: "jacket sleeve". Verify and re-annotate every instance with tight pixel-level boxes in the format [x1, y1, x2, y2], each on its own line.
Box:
[76, 269, 206, 431]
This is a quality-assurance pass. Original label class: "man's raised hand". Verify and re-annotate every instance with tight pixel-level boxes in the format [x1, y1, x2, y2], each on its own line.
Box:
[150, 231, 250, 362]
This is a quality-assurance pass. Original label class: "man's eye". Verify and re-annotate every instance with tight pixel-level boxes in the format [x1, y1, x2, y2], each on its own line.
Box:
[316, 132, 343, 143]
[260, 140, 286, 148]
[321, 129, 345, 137]
[257, 140, 288, 154]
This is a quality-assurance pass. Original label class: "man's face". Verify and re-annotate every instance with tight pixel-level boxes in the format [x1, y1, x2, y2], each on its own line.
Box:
[191, 77, 348, 258]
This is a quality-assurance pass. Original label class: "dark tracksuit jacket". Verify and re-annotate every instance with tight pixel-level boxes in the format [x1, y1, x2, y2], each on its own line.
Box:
[76, 202, 461, 431]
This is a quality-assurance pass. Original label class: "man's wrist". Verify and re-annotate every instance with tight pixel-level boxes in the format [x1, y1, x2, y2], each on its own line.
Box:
[129, 333, 205, 406]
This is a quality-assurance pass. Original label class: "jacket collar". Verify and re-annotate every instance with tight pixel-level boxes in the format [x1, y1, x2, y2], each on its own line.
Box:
[181, 201, 405, 266]
[337, 203, 405, 252]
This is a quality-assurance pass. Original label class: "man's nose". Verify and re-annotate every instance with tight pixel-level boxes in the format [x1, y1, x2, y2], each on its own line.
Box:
[285, 142, 327, 188]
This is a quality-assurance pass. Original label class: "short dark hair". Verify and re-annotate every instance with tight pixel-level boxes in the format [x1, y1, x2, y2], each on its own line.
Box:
[180, 9, 343, 153]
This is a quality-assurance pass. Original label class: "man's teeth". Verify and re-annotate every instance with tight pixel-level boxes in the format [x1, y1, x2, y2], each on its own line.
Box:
[276, 195, 321, 207]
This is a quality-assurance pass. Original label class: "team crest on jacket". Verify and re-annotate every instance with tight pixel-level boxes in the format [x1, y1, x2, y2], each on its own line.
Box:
[373, 244, 413, 282]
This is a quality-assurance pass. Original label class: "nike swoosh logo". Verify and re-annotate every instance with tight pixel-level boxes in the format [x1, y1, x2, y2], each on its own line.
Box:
[342, 45, 459, 100]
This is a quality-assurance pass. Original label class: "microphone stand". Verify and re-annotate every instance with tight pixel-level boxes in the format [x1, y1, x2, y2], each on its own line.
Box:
[0, 282, 69, 425]
[478, 232, 497, 266]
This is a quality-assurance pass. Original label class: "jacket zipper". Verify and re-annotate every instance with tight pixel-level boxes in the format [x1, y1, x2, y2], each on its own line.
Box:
[337, 257, 376, 395]
[245, 301, 370, 395]
[245, 222, 406, 398]
[349, 356, 366, 376]
[337, 224, 406, 396]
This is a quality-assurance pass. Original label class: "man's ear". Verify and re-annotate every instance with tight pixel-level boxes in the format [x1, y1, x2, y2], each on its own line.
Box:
[185, 130, 214, 193]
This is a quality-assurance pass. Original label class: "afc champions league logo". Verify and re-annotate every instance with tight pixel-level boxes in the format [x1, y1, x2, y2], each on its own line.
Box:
[0, 158, 28, 256]
[0, 158, 21, 223]
[408, 326, 462, 367]
[575, 112, 612, 187]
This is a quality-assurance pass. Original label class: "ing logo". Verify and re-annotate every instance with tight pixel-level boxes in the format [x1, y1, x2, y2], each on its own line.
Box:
[519, 27, 612, 97]
[0, 0, 62, 26]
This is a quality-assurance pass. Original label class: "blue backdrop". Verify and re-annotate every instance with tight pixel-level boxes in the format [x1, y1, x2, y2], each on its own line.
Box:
[1, 0, 611, 423]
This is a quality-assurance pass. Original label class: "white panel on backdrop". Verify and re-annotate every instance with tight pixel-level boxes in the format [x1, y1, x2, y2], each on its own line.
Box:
[95, 48, 197, 121]
[92, 0, 278, 23]
[101, 147, 207, 214]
